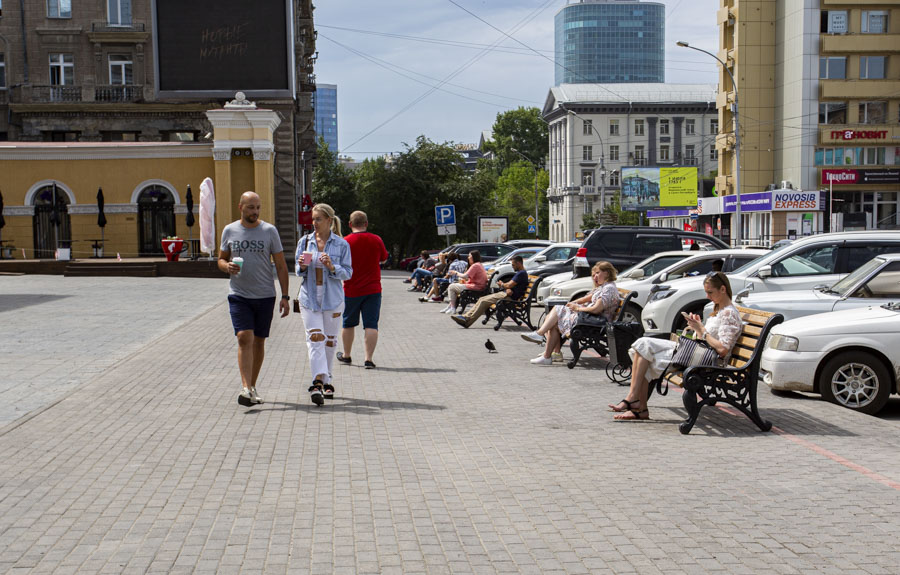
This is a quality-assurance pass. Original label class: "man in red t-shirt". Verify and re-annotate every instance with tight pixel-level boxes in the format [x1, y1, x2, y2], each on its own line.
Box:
[337, 211, 389, 369]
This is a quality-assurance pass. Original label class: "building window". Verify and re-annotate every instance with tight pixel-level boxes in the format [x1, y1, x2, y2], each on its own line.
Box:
[581, 170, 593, 186]
[860, 56, 886, 79]
[685, 144, 696, 162]
[659, 119, 669, 135]
[710, 119, 718, 134]
[819, 102, 847, 124]
[49, 53, 74, 85]
[634, 119, 644, 136]
[584, 199, 593, 215]
[863, 147, 886, 165]
[821, 10, 848, 33]
[47, 0, 71, 18]
[609, 171, 620, 186]
[710, 147, 718, 161]
[819, 57, 846, 79]
[107, 0, 132, 26]
[0, 53, 5, 89]
[861, 11, 888, 34]
[162, 131, 198, 142]
[582, 119, 592, 136]
[685, 119, 695, 135]
[101, 131, 139, 141]
[633, 146, 645, 164]
[859, 101, 887, 124]
[108, 54, 133, 85]
[609, 119, 619, 136]
[583, 146, 593, 161]
[609, 145, 619, 161]
[659, 145, 670, 161]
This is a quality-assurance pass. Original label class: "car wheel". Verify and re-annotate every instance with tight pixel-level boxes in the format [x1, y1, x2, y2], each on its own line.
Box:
[622, 303, 642, 327]
[818, 351, 891, 415]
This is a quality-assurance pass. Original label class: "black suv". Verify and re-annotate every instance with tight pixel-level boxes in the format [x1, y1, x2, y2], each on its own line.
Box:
[573, 226, 728, 277]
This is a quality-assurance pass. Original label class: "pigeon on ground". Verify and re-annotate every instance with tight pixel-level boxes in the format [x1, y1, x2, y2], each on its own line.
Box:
[485, 339, 497, 353]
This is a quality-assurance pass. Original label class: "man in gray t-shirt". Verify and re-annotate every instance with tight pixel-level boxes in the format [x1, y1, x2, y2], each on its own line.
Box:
[218, 191, 290, 407]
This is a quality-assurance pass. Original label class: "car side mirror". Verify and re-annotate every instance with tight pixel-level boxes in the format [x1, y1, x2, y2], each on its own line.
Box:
[658, 272, 668, 283]
[533, 255, 546, 263]
[758, 265, 772, 279]
[735, 287, 751, 302]
[628, 268, 644, 280]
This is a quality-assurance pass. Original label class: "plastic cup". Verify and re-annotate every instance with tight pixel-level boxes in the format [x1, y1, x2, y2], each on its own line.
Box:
[302, 251, 314, 266]
[232, 257, 243, 276]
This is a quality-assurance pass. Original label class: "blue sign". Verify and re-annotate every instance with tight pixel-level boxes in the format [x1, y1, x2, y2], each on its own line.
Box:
[435, 205, 456, 226]
[723, 191, 772, 213]
[527, 224, 536, 234]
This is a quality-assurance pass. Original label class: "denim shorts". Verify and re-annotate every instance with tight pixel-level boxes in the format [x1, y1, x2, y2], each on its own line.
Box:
[228, 295, 276, 338]
[342, 292, 382, 330]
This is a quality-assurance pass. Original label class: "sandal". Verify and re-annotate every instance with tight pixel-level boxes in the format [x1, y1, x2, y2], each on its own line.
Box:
[614, 409, 650, 421]
[608, 399, 639, 412]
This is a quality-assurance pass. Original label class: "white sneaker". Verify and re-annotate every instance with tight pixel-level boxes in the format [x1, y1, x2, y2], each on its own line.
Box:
[521, 331, 544, 344]
[249, 387, 263, 404]
[530, 355, 553, 366]
[551, 352, 564, 363]
[444, 307, 456, 314]
[238, 388, 253, 406]
[439, 305, 451, 313]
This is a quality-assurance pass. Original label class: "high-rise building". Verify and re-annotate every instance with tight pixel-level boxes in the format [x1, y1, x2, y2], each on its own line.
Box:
[315, 84, 338, 152]
[554, 0, 666, 85]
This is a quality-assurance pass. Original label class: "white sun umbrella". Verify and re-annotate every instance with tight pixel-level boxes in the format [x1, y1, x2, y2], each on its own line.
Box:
[199, 177, 216, 258]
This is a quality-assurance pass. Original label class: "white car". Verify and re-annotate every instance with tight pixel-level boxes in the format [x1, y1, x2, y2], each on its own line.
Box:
[761, 303, 900, 414]
[640, 231, 900, 337]
[489, 242, 580, 290]
[736, 253, 900, 321]
[548, 249, 766, 320]
[483, 247, 542, 273]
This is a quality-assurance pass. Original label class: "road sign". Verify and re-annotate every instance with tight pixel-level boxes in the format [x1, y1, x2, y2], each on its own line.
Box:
[527, 224, 536, 234]
[526, 215, 535, 224]
[435, 205, 456, 226]
[437, 225, 457, 236]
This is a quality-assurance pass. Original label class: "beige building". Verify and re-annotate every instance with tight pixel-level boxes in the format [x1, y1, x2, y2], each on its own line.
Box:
[713, 0, 900, 244]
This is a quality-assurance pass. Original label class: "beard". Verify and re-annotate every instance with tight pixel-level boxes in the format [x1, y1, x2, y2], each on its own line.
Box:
[243, 213, 259, 223]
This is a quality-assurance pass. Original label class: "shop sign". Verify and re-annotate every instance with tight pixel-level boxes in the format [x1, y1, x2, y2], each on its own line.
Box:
[772, 191, 823, 211]
[822, 168, 900, 186]
[830, 130, 889, 141]
[723, 191, 771, 213]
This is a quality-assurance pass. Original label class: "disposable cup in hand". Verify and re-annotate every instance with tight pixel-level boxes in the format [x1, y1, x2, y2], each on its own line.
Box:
[232, 257, 243, 276]
[302, 251, 313, 266]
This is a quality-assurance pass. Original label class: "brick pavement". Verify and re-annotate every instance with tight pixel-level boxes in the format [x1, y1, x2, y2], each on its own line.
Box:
[1, 271, 900, 574]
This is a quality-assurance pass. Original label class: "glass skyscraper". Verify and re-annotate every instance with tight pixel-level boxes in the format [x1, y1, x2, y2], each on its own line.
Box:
[315, 84, 338, 152]
[554, 0, 665, 85]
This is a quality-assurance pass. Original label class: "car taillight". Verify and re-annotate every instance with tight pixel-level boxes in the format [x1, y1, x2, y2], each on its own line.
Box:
[576, 248, 587, 258]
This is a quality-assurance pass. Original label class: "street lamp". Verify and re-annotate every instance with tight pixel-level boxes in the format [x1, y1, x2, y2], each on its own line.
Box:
[565, 108, 607, 211]
[677, 40, 742, 247]
[510, 147, 541, 238]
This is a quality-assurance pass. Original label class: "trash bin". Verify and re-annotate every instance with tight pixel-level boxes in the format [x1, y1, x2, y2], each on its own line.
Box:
[161, 238, 184, 261]
[56, 240, 72, 261]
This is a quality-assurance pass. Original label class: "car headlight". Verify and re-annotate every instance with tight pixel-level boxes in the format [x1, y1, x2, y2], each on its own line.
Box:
[552, 288, 562, 296]
[648, 289, 677, 302]
[768, 334, 799, 352]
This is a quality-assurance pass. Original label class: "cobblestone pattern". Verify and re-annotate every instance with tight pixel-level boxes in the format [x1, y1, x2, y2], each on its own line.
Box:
[1, 272, 899, 574]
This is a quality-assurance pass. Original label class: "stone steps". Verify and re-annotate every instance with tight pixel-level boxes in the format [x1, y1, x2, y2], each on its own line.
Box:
[64, 262, 158, 278]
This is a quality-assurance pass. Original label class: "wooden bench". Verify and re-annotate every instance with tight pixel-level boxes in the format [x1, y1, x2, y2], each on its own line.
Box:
[651, 306, 783, 435]
[456, 269, 498, 313]
[566, 288, 638, 369]
[480, 275, 542, 331]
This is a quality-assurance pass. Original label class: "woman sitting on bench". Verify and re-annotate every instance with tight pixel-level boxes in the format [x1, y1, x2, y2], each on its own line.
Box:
[610, 271, 741, 421]
[521, 261, 619, 365]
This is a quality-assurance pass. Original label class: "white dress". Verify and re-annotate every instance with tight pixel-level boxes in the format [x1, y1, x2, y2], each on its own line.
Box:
[628, 304, 743, 381]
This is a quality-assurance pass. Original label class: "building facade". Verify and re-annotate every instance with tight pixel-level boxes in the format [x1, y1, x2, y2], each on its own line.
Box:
[542, 84, 718, 242]
[0, 0, 318, 253]
[315, 83, 338, 152]
[712, 0, 900, 246]
[554, 0, 665, 85]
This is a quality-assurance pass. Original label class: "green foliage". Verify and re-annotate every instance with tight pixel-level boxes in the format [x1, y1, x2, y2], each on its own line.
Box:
[493, 162, 549, 239]
[484, 107, 549, 171]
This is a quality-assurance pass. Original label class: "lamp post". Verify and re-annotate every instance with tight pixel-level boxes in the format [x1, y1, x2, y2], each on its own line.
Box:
[510, 147, 540, 238]
[677, 40, 742, 247]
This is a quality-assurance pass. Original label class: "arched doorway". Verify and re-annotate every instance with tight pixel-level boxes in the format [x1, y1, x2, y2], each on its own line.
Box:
[137, 185, 175, 255]
[32, 186, 72, 259]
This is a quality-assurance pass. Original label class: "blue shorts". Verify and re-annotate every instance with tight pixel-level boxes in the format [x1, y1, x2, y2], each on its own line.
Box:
[343, 293, 382, 330]
[228, 295, 276, 338]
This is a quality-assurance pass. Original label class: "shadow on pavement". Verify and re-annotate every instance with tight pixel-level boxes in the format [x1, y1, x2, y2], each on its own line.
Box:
[648, 405, 857, 437]
[373, 366, 457, 374]
[256, 397, 447, 414]
[0, 294, 72, 313]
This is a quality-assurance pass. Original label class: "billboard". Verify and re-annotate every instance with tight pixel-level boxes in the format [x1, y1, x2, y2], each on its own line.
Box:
[153, 0, 294, 98]
[621, 167, 698, 211]
[478, 217, 508, 243]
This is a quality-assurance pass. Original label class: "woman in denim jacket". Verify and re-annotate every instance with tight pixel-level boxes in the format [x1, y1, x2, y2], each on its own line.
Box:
[295, 203, 353, 405]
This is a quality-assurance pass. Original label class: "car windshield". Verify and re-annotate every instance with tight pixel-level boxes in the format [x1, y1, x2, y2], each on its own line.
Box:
[730, 243, 795, 275]
[526, 245, 574, 265]
[828, 257, 885, 295]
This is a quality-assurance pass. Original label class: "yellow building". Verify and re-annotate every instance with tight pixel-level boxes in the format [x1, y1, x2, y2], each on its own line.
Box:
[0, 97, 283, 259]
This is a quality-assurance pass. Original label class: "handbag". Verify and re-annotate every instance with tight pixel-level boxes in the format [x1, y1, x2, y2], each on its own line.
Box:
[575, 310, 608, 329]
[670, 333, 718, 369]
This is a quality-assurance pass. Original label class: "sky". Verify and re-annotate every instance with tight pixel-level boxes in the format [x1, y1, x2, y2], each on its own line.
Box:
[313, 0, 722, 159]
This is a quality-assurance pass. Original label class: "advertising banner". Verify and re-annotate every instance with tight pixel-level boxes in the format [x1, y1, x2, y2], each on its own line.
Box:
[771, 190, 824, 211]
[478, 217, 508, 243]
[621, 166, 698, 211]
[822, 168, 900, 186]
[723, 191, 772, 213]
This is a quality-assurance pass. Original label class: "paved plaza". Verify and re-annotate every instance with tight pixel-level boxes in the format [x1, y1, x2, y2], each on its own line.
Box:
[1, 272, 900, 574]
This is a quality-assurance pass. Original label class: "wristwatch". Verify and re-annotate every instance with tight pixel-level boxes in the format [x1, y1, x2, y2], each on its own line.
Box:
[281, 295, 290, 300]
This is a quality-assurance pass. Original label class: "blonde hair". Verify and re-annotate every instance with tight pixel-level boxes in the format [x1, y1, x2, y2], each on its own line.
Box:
[312, 203, 342, 236]
[592, 260, 618, 284]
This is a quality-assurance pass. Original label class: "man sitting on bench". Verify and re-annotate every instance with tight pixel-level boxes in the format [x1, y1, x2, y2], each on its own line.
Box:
[451, 255, 527, 328]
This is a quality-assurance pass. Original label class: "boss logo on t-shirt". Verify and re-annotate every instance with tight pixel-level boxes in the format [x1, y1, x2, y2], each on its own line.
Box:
[231, 239, 266, 252]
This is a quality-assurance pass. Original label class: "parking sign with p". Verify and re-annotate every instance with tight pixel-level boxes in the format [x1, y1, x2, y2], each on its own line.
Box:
[435, 205, 456, 226]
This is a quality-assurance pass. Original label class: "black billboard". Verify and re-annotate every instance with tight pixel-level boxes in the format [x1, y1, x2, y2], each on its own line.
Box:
[153, 0, 293, 98]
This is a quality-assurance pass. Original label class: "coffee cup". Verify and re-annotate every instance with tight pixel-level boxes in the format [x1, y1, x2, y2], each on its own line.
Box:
[232, 256, 244, 276]
[302, 251, 314, 266]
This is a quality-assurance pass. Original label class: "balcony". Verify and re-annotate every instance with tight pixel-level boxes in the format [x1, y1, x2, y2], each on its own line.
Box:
[20, 84, 143, 104]
[581, 185, 596, 195]
[31, 85, 82, 103]
[95, 85, 141, 102]
[87, 22, 150, 44]
[822, 33, 900, 54]
[820, 79, 900, 100]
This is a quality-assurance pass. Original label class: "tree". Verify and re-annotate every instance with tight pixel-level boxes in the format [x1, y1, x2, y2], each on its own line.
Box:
[493, 162, 549, 239]
[311, 137, 356, 223]
[484, 107, 549, 172]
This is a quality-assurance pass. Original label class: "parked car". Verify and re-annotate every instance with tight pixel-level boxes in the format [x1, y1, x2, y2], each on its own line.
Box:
[572, 226, 728, 278]
[399, 249, 441, 272]
[488, 242, 580, 289]
[483, 247, 543, 272]
[551, 249, 767, 320]
[640, 231, 900, 337]
[446, 242, 516, 263]
[504, 239, 552, 249]
[761, 302, 900, 414]
[734, 253, 900, 321]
